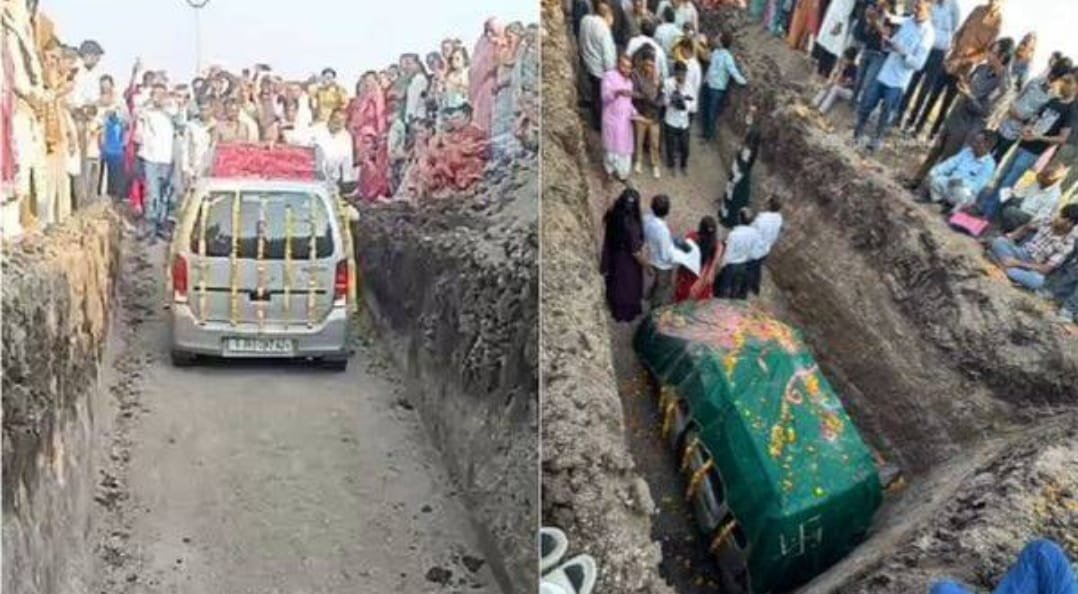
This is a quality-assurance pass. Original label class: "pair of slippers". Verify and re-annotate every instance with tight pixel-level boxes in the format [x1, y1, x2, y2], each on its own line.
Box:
[540, 527, 597, 594]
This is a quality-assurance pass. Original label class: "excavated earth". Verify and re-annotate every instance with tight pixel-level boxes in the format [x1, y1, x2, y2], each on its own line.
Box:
[353, 155, 540, 594]
[542, 3, 1078, 593]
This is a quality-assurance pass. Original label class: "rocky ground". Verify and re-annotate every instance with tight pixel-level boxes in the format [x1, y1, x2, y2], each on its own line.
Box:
[543, 3, 1078, 593]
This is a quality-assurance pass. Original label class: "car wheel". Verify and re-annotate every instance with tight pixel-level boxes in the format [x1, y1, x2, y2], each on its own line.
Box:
[170, 349, 197, 367]
[322, 356, 349, 372]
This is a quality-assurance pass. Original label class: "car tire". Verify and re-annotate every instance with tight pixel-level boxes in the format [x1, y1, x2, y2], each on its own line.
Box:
[170, 349, 197, 367]
[322, 356, 349, 372]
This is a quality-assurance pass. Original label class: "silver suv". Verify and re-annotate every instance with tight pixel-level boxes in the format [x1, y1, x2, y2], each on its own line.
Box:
[166, 178, 356, 370]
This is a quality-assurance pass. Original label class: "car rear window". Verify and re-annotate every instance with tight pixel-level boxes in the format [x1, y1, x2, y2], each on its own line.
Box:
[189, 191, 335, 259]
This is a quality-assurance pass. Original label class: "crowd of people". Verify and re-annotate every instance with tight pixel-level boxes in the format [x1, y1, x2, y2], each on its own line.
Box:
[1, 1, 539, 242]
[574, 0, 1078, 327]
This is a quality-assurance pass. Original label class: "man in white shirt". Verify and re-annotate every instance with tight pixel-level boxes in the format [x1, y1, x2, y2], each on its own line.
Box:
[311, 108, 357, 190]
[1000, 163, 1066, 233]
[653, 7, 682, 68]
[717, 207, 763, 299]
[643, 194, 677, 308]
[747, 196, 784, 295]
[136, 83, 177, 241]
[626, 20, 669, 81]
[73, 40, 104, 108]
[663, 61, 695, 175]
[578, 2, 617, 130]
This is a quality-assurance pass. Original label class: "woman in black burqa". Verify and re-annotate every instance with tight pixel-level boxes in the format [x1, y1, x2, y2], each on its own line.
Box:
[600, 188, 648, 322]
[719, 107, 762, 229]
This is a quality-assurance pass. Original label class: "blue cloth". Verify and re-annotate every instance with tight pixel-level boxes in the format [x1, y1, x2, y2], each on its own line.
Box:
[854, 79, 904, 145]
[853, 49, 886, 103]
[876, 17, 935, 91]
[102, 113, 126, 157]
[705, 48, 747, 92]
[930, 147, 997, 196]
[700, 86, 727, 140]
[929, 0, 961, 50]
[931, 540, 1077, 594]
[142, 159, 173, 234]
[979, 147, 1040, 219]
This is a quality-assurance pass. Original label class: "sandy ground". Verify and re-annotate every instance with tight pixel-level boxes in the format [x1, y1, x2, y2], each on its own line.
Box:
[90, 236, 494, 594]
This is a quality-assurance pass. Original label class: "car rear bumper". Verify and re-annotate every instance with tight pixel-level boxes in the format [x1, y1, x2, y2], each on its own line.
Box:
[169, 303, 350, 358]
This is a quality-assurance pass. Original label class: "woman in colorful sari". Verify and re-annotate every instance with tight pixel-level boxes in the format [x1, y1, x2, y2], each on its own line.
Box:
[348, 72, 390, 201]
[787, 0, 823, 52]
[469, 17, 503, 134]
[675, 216, 723, 302]
[491, 21, 524, 163]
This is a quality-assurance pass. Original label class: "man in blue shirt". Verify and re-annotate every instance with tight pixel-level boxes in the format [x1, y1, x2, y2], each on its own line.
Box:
[931, 540, 1077, 594]
[899, 0, 961, 130]
[700, 31, 748, 142]
[920, 128, 996, 213]
[853, 0, 935, 151]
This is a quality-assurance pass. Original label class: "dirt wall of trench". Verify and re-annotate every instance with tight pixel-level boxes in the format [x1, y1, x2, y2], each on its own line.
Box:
[2, 205, 122, 594]
[541, 1, 675, 591]
[699, 8, 1078, 474]
[352, 161, 539, 594]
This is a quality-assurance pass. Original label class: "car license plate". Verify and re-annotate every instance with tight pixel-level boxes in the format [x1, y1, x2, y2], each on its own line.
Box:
[224, 337, 295, 355]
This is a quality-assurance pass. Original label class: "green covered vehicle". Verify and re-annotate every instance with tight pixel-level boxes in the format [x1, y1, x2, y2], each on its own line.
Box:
[634, 299, 882, 593]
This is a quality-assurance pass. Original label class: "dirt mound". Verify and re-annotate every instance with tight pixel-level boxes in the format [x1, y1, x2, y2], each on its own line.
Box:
[834, 416, 1078, 593]
[540, 1, 674, 591]
[2, 205, 123, 594]
[353, 156, 538, 593]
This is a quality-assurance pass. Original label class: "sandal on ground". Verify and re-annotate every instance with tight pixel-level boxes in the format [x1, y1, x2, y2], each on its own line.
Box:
[540, 582, 571, 594]
[542, 554, 597, 594]
[539, 527, 569, 574]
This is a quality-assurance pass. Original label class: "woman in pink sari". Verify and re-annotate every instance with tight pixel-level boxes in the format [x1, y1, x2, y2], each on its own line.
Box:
[347, 71, 390, 201]
[468, 17, 503, 134]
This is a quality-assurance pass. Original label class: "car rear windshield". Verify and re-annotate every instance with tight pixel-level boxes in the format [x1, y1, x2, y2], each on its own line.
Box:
[189, 191, 335, 259]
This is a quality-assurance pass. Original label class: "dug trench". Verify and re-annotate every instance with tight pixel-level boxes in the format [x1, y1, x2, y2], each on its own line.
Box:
[2, 162, 537, 592]
[541, 2, 1078, 593]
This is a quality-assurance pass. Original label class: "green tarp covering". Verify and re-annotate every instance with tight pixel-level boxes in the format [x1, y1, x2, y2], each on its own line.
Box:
[634, 299, 882, 593]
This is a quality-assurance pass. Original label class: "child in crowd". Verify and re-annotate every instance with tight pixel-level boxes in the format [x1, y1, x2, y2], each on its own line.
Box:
[812, 47, 859, 115]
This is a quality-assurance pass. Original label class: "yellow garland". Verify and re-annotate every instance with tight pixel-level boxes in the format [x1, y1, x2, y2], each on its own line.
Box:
[284, 205, 293, 323]
[228, 191, 240, 326]
[680, 436, 700, 474]
[709, 519, 737, 553]
[306, 194, 317, 328]
[685, 459, 714, 502]
[256, 197, 267, 331]
[197, 196, 207, 325]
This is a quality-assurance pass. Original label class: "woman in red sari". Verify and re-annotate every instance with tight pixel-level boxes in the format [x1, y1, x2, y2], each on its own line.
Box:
[347, 71, 390, 201]
[468, 17, 503, 134]
[674, 216, 723, 303]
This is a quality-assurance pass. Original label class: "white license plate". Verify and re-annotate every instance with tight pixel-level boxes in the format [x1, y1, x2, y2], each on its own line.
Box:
[224, 337, 295, 355]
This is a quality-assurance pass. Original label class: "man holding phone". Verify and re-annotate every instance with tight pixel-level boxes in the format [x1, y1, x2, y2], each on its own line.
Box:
[853, 0, 935, 152]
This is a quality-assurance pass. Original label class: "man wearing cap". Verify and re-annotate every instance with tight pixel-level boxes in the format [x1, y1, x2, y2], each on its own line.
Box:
[313, 67, 346, 123]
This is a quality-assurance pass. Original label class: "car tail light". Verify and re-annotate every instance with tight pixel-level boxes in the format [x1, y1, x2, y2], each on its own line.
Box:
[333, 259, 348, 306]
[172, 254, 189, 303]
